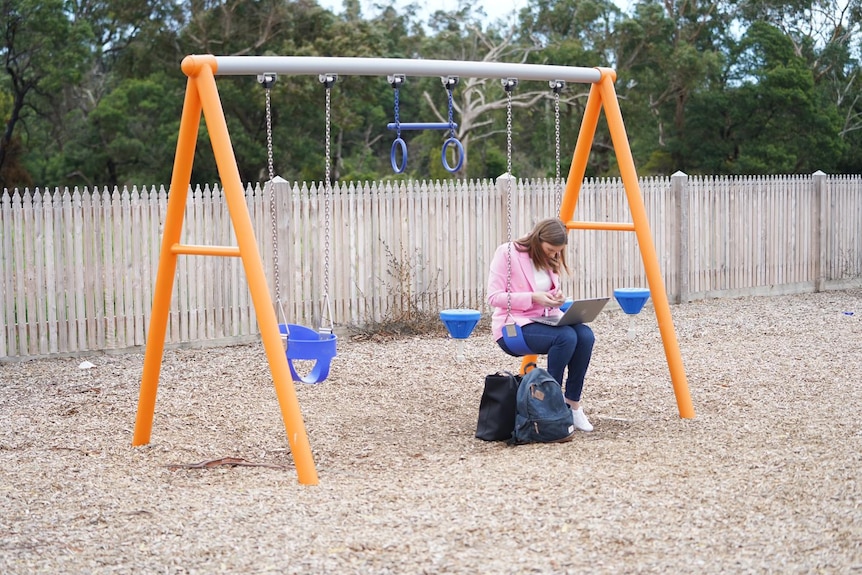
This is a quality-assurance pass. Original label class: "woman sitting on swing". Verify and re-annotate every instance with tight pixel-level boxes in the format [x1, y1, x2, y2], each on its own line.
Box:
[487, 217, 595, 432]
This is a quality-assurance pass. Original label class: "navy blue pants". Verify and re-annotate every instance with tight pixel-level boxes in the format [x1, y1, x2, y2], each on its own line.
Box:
[497, 322, 595, 402]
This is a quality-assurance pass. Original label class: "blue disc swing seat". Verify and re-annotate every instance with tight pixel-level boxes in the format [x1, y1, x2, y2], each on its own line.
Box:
[501, 323, 534, 356]
[279, 323, 337, 384]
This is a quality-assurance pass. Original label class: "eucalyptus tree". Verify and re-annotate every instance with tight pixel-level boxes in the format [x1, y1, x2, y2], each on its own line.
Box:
[389, 6, 558, 180]
[0, 0, 93, 190]
[614, 0, 731, 174]
[302, 1, 429, 182]
[692, 20, 845, 173]
[517, 0, 626, 177]
[1, 0, 187, 190]
[736, 0, 862, 171]
[671, 0, 852, 174]
[230, 0, 430, 184]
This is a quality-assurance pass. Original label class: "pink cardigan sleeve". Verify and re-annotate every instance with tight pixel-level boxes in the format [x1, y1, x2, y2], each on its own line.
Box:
[487, 243, 533, 311]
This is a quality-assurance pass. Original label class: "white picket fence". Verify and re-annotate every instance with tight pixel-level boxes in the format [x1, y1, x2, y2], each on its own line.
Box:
[1, 172, 860, 360]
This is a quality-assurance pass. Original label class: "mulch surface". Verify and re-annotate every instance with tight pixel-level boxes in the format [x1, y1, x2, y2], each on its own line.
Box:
[2, 290, 861, 574]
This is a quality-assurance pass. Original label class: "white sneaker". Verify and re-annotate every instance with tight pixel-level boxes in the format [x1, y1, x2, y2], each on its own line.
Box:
[571, 406, 593, 432]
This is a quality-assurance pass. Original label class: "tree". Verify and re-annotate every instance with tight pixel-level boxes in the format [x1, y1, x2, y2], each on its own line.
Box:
[615, 0, 730, 174]
[695, 20, 845, 173]
[737, 0, 862, 172]
[0, 0, 93, 190]
[403, 8, 562, 179]
[518, 0, 625, 177]
[54, 75, 183, 186]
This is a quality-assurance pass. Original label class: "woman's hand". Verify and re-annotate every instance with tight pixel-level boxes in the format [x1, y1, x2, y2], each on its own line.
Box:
[532, 290, 566, 308]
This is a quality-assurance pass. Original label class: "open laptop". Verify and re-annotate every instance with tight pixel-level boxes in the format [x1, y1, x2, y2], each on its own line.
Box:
[529, 297, 610, 327]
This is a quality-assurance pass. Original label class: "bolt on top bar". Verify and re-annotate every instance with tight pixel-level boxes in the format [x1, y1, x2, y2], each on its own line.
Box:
[210, 56, 604, 84]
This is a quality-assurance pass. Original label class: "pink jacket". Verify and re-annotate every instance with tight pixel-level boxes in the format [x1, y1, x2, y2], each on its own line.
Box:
[487, 242, 563, 340]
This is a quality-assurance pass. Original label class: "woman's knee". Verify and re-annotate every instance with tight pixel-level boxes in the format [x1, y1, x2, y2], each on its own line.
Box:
[574, 324, 595, 347]
[552, 328, 579, 349]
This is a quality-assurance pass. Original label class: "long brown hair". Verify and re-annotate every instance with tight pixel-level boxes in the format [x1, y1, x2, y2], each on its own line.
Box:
[515, 218, 569, 275]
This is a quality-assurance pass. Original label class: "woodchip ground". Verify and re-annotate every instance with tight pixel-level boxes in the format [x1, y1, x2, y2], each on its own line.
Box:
[1, 290, 861, 574]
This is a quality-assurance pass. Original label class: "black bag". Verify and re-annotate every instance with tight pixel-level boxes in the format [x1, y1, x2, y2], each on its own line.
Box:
[475, 370, 521, 441]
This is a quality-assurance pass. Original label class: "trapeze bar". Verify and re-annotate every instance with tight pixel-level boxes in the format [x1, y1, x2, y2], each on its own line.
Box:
[386, 122, 457, 131]
[209, 56, 604, 84]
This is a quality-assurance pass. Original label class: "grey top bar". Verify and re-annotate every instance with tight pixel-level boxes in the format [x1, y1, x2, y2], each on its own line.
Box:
[212, 56, 604, 84]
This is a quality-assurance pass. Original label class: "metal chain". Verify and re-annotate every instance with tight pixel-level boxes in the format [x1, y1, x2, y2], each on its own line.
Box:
[447, 81, 456, 138]
[323, 82, 332, 306]
[502, 78, 517, 320]
[324, 84, 331, 300]
[319, 74, 337, 334]
[554, 87, 562, 210]
[550, 80, 565, 212]
[259, 74, 280, 305]
[394, 85, 401, 137]
[388, 74, 404, 139]
[444, 77, 459, 168]
[266, 86, 275, 183]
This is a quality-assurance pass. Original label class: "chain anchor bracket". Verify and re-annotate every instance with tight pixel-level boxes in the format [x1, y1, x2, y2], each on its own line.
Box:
[257, 73, 277, 89]
[319, 73, 337, 89]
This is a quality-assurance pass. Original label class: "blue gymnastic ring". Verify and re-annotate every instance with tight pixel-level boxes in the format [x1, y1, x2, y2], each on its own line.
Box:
[441, 137, 464, 173]
[391, 138, 407, 173]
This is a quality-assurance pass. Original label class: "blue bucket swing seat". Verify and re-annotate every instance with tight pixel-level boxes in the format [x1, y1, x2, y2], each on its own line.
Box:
[279, 323, 337, 384]
[263, 72, 339, 385]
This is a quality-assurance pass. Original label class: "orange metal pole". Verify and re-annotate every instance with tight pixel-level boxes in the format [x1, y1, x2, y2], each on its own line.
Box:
[519, 355, 539, 374]
[596, 68, 694, 418]
[559, 81, 603, 222]
[133, 75, 202, 446]
[170, 243, 242, 257]
[567, 221, 636, 232]
[190, 56, 319, 484]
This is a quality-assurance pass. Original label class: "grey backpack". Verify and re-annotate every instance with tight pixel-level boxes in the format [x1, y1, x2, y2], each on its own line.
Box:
[510, 366, 575, 444]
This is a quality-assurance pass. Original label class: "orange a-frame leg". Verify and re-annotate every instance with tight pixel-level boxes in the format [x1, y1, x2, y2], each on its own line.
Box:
[559, 68, 695, 419]
[132, 55, 319, 484]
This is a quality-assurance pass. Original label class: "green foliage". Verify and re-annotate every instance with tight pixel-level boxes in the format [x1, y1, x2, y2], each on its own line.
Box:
[480, 146, 508, 179]
[1, 0, 95, 188]
[4, 0, 862, 192]
[76, 75, 182, 185]
[679, 21, 845, 174]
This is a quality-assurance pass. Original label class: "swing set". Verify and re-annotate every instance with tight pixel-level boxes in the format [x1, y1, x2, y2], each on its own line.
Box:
[132, 55, 695, 486]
